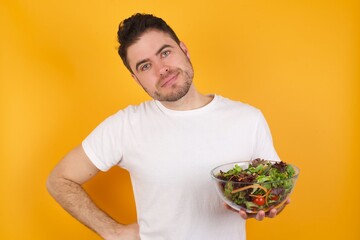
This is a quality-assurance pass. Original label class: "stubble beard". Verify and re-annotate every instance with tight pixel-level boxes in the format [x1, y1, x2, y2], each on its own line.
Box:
[154, 69, 193, 102]
[145, 63, 194, 102]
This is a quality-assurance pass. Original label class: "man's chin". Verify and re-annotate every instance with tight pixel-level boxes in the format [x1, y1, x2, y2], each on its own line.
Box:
[154, 85, 192, 102]
[155, 93, 186, 102]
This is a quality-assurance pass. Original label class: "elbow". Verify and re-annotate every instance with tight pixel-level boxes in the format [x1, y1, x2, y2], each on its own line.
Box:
[46, 170, 62, 198]
[46, 172, 56, 196]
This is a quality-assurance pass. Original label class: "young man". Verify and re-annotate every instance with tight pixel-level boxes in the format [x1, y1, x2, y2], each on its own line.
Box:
[47, 13, 287, 240]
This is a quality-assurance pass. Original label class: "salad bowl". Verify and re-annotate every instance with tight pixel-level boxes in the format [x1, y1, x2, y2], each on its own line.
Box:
[211, 159, 299, 213]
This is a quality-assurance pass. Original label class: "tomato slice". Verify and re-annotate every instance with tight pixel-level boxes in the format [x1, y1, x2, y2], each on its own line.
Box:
[252, 196, 265, 206]
[270, 195, 279, 201]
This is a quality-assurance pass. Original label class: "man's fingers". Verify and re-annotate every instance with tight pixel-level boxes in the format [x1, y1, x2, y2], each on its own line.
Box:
[267, 208, 277, 218]
[226, 199, 291, 221]
[223, 203, 238, 213]
[239, 210, 248, 219]
[255, 211, 265, 221]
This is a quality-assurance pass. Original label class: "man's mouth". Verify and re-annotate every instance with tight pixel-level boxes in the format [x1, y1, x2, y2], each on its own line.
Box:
[160, 71, 180, 87]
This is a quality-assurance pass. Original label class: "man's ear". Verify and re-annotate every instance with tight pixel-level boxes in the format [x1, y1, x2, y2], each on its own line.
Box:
[180, 42, 190, 59]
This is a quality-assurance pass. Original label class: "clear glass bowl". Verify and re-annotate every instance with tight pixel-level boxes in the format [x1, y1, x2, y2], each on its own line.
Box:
[210, 160, 299, 213]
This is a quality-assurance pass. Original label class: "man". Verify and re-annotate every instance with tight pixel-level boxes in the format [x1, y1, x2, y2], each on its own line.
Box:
[47, 13, 287, 240]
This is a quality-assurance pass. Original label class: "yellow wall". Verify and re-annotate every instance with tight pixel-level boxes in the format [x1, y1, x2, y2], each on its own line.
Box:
[1, 0, 359, 239]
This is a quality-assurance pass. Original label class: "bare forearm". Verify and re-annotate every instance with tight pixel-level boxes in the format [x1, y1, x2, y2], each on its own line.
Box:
[47, 177, 122, 238]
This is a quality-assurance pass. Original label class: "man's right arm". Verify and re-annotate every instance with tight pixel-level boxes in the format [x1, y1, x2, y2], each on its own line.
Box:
[46, 145, 139, 240]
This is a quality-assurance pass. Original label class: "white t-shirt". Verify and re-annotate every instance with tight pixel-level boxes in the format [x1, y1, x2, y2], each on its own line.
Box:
[82, 95, 279, 240]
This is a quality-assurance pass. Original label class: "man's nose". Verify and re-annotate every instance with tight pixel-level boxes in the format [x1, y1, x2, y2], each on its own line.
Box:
[159, 64, 169, 76]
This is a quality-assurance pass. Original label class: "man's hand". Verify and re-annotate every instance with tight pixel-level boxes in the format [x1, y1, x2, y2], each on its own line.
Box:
[104, 223, 140, 240]
[120, 223, 140, 240]
[225, 198, 291, 221]
[47, 145, 140, 239]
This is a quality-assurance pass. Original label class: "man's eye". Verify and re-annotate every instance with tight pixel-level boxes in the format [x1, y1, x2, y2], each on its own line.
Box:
[161, 50, 170, 58]
[140, 63, 151, 71]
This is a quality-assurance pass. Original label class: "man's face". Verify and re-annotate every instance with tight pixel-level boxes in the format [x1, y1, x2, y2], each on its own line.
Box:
[127, 30, 194, 102]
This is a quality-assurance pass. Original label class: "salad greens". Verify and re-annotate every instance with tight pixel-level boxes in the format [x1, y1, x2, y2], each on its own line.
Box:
[216, 159, 296, 213]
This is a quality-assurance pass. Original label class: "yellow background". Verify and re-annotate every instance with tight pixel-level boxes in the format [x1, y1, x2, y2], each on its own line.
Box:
[1, 0, 359, 239]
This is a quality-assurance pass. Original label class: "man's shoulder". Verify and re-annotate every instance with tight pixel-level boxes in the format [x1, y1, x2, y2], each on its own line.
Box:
[106, 100, 157, 122]
[216, 95, 261, 115]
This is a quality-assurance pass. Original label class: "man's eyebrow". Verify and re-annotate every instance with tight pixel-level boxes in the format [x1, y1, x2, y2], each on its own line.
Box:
[135, 44, 174, 72]
[155, 44, 173, 56]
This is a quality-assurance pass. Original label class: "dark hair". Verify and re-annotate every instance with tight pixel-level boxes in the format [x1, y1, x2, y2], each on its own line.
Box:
[117, 13, 180, 73]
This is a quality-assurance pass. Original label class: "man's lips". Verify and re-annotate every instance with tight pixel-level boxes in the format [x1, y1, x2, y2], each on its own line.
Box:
[160, 71, 179, 87]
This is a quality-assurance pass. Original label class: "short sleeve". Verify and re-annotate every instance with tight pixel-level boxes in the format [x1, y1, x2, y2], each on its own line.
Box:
[82, 111, 124, 171]
[252, 111, 280, 161]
